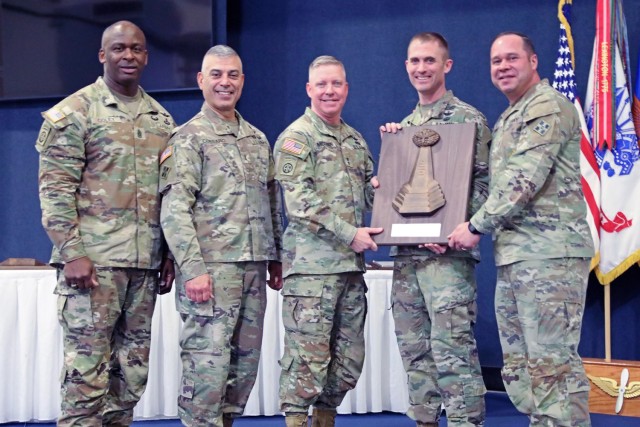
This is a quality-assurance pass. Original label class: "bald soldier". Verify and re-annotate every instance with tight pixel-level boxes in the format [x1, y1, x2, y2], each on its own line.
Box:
[449, 32, 594, 426]
[36, 21, 175, 426]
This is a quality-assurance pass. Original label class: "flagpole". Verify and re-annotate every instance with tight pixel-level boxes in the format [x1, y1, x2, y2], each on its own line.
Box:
[604, 285, 611, 361]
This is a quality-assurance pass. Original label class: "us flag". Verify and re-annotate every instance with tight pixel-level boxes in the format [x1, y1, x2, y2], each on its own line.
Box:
[551, 0, 601, 270]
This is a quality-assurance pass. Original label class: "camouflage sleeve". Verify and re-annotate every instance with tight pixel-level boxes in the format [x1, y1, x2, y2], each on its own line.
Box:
[274, 133, 358, 247]
[471, 99, 563, 233]
[268, 146, 284, 260]
[364, 147, 376, 210]
[470, 116, 491, 215]
[35, 107, 88, 263]
[159, 135, 208, 281]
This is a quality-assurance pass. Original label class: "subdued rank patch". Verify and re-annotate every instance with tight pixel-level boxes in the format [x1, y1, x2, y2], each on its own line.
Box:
[281, 139, 304, 155]
[281, 160, 296, 176]
[533, 120, 551, 136]
[160, 146, 173, 164]
[161, 164, 171, 180]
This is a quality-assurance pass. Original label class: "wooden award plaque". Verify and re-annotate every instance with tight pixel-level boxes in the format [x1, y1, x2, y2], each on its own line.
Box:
[371, 122, 476, 245]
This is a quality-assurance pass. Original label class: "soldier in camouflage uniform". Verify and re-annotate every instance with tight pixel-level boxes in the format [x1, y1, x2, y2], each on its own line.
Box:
[274, 56, 381, 427]
[380, 33, 489, 427]
[449, 33, 595, 427]
[36, 21, 175, 426]
[159, 45, 284, 427]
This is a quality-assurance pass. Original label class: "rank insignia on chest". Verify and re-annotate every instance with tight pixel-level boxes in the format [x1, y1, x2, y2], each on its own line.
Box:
[160, 146, 173, 164]
[281, 139, 304, 155]
[533, 120, 551, 136]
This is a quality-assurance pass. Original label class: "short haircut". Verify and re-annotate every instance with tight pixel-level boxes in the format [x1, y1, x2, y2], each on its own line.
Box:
[308, 55, 345, 79]
[408, 32, 450, 59]
[492, 31, 536, 56]
[101, 20, 145, 49]
[202, 45, 242, 71]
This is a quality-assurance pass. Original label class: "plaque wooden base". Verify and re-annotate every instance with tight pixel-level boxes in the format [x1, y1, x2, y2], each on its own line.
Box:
[583, 357, 640, 417]
[371, 123, 476, 245]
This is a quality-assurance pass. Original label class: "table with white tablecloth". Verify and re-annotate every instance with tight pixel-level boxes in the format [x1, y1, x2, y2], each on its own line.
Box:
[0, 268, 408, 422]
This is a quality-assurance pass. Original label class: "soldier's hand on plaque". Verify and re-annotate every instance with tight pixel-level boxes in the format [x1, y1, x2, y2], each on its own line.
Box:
[64, 256, 99, 289]
[379, 122, 403, 135]
[371, 176, 379, 189]
[185, 273, 213, 303]
[447, 221, 481, 252]
[418, 243, 448, 254]
[350, 227, 384, 253]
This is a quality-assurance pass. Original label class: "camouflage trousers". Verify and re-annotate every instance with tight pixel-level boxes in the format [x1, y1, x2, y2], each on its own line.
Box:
[279, 273, 367, 413]
[56, 267, 159, 427]
[176, 262, 267, 427]
[392, 256, 486, 426]
[496, 258, 591, 427]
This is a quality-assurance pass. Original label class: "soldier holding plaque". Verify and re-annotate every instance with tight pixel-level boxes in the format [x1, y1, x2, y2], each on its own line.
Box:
[379, 32, 490, 427]
[274, 55, 381, 427]
[449, 32, 594, 427]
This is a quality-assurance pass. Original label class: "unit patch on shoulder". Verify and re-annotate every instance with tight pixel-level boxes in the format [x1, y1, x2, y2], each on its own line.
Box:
[37, 124, 52, 147]
[280, 160, 297, 176]
[44, 108, 65, 123]
[160, 146, 173, 164]
[532, 119, 551, 136]
[281, 139, 305, 156]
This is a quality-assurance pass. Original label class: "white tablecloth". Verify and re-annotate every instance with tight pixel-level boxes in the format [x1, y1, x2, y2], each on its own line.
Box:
[0, 268, 408, 422]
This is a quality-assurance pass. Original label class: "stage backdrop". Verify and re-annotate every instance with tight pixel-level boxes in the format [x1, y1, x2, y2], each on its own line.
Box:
[1, 0, 639, 375]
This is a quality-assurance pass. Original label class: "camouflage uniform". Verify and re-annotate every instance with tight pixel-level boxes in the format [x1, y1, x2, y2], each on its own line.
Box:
[274, 107, 375, 413]
[390, 91, 490, 426]
[159, 104, 283, 427]
[470, 80, 595, 427]
[36, 77, 175, 426]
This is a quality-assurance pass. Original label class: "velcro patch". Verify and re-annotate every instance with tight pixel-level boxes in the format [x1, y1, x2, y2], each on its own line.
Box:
[280, 160, 297, 176]
[160, 146, 173, 164]
[281, 139, 305, 156]
[44, 108, 65, 123]
[533, 120, 550, 136]
[37, 124, 52, 147]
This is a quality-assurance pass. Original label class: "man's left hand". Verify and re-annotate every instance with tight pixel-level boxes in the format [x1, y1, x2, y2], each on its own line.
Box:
[447, 221, 481, 251]
[267, 261, 283, 291]
[158, 257, 175, 295]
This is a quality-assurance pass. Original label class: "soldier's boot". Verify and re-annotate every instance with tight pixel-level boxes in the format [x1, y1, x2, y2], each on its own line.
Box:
[416, 423, 438, 427]
[310, 408, 337, 427]
[222, 413, 234, 427]
[285, 413, 309, 427]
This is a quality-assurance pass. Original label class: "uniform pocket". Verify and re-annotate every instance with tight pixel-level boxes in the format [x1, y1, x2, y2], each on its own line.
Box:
[57, 293, 94, 333]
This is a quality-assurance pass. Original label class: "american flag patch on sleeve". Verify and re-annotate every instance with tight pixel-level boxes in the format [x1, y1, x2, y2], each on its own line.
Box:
[160, 146, 173, 164]
[281, 139, 304, 155]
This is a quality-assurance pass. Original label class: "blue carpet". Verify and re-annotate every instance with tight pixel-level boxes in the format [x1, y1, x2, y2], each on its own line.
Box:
[2, 392, 638, 426]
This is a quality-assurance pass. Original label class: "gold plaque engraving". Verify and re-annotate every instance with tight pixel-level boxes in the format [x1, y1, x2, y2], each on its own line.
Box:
[392, 128, 445, 214]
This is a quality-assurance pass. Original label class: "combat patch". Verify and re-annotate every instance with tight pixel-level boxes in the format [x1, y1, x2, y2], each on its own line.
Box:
[532, 119, 551, 136]
[160, 146, 173, 164]
[37, 124, 53, 148]
[280, 159, 297, 176]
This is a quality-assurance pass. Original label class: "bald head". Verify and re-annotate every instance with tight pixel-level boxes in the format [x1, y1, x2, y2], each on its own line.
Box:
[101, 21, 145, 50]
[99, 20, 148, 96]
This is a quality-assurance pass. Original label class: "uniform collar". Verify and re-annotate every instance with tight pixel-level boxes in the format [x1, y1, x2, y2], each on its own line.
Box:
[200, 102, 253, 139]
[95, 76, 156, 116]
